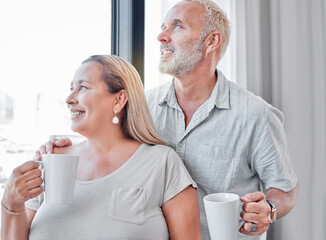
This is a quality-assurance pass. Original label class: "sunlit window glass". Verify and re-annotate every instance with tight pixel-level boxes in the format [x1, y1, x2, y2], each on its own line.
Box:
[0, 0, 111, 197]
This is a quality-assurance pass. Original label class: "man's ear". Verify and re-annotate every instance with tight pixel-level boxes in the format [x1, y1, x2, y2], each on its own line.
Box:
[114, 89, 128, 113]
[205, 31, 221, 54]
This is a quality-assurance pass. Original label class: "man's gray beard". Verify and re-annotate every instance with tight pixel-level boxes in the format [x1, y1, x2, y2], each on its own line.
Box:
[159, 34, 204, 76]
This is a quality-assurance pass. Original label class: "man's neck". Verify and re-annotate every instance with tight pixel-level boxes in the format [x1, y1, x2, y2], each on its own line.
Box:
[173, 67, 217, 128]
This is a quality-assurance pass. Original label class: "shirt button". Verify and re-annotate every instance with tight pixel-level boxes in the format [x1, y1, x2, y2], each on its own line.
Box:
[178, 142, 183, 148]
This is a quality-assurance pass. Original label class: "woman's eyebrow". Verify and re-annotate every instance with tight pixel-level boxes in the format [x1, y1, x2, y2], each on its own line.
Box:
[77, 79, 90, 84]
[70, 79, 90, 87]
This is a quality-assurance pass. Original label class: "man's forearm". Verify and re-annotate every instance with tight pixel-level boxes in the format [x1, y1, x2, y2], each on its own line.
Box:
[265, 183, 299, 220]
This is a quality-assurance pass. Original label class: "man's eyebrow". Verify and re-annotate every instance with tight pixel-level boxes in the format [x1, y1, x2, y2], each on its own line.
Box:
[174, 18, 183, 24]
[78, 80, 89, 84]
[161, 18, 184, 29]
[161, 23, 165, 29]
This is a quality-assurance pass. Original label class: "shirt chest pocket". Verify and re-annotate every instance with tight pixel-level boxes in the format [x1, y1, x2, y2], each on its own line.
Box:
[108, 188, 146, 225]
[194, 145, 241, 192]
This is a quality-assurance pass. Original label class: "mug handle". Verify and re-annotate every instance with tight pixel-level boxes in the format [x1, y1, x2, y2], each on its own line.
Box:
[239, 202, 245, 230]
[34, 160, 45, 191]
[34, 160, 44, 167]
[239, 219, 245, 230]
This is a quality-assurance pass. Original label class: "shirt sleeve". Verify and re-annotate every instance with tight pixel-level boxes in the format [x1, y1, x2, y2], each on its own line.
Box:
[163, 148, 197, 204]
[25, 193, 44, 211]
[251, 105, 297, 192]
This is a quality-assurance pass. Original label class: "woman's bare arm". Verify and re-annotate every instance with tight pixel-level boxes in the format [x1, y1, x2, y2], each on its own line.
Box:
[162, 186, 201, 240]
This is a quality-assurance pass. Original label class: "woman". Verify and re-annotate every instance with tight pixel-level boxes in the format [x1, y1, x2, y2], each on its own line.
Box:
[1, 55, 201, 240]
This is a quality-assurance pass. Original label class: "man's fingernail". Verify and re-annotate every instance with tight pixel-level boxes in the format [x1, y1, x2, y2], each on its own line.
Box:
[245, 225, 251, 232]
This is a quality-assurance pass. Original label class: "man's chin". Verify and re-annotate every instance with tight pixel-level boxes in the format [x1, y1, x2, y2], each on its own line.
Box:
[159, 62, 176, 75]
[159, 65, 191, 77]
[159, 68, 175, 76]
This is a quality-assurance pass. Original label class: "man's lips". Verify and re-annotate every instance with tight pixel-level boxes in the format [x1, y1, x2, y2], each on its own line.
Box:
[161, 48, 174, 56]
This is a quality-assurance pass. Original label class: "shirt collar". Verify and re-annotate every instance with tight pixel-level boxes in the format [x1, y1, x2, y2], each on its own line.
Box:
[158, 78, 178, 108]
[158, 70, 230, 110]
[214, 70, 230, 109]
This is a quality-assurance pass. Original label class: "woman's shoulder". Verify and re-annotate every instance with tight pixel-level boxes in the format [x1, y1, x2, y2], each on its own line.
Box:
[141, 144, 181, 163]
[142, 143, 172, 153]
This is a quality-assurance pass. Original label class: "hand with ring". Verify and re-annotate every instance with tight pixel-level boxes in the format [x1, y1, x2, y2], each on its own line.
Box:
[239, 192, 272, 236]
[251, 222, 257, 232]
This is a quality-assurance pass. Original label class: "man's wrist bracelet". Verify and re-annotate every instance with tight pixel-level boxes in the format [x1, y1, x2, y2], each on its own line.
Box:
[1, 200, 25, 216]
[266, 199, 277, 223]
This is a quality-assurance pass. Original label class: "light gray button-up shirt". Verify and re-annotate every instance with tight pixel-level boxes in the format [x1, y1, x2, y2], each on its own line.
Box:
[146, 71, 297, 240]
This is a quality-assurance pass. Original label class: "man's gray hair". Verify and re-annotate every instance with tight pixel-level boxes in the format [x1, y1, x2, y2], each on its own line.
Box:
[187, 0, 231, 58]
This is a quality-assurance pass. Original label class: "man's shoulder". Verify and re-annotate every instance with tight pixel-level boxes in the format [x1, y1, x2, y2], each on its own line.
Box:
[224, 78, 283, 121]
[145, 80, 171, 100]
[145, 80, 173, 113]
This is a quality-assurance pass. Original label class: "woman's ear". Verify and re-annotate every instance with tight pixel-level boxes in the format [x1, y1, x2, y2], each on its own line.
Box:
[114, 89, 128, 113]
[205, 31, 221, 54]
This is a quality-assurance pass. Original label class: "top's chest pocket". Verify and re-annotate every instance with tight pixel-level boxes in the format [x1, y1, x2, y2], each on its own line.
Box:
[108, 188, 146, 225]
[193, 145, 241, 192]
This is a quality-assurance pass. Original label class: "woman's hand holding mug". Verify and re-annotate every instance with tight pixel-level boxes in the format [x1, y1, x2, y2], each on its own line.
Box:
[1, 161, 42, 213]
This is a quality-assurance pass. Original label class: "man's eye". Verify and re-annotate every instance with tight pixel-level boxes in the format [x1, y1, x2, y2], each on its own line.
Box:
[175, 24, 181, 29]
[80, 85, 88, 90]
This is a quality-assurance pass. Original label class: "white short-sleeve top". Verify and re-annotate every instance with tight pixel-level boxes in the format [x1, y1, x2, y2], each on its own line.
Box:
[26, 144, 197, 240]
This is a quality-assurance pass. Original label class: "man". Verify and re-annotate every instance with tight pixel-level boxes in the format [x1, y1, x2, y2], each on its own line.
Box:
[40, 0, 299, 239]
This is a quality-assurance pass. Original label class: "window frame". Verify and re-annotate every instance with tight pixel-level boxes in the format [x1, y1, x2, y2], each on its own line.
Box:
[111, 0, 145, 82]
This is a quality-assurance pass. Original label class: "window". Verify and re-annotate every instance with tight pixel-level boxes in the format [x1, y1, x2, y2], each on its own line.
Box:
[0, 0, 111, 201]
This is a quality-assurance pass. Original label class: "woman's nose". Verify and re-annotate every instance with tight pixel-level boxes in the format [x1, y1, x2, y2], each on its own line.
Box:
[66, 91, 78, 106]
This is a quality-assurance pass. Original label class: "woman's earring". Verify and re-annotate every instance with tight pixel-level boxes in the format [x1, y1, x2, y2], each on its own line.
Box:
[112, 109, 119, 124]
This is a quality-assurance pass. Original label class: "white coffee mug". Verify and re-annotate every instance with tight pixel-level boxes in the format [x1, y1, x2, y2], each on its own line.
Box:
[203, 193, 240, 240]
[35, 154, 79, 204]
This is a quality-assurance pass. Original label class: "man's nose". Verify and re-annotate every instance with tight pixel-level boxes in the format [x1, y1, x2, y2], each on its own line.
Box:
[157, 29, 171, 43]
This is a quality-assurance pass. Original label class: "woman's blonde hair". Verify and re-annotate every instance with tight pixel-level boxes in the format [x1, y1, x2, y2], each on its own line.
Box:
[82, 55, 164, 145]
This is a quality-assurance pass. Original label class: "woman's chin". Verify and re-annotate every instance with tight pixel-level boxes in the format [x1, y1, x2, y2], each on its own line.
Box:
[70, 124, 83, 134]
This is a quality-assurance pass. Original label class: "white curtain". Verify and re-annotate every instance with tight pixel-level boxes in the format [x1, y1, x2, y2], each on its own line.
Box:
[236, 0, 326, 239]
